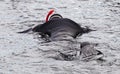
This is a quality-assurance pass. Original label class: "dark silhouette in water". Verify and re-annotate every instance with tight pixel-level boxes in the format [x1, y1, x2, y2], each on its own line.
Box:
[18, 10, 104, 61]
[18, 13, 95, 41]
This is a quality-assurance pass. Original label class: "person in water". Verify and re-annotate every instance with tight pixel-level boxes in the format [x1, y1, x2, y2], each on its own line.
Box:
[18, 10, 103, 61]
[19, 9, 94, 41]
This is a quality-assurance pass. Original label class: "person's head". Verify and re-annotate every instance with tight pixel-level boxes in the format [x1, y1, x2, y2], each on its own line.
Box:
[45, 9, 63, 22]
[49, 14, 63, 20]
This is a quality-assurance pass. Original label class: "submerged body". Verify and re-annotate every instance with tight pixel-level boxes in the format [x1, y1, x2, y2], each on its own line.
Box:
[18, 12, 103, 61]
[18, 12, 94, 41]
[31, 16, 103, 61]
[32, 18, 93, 41]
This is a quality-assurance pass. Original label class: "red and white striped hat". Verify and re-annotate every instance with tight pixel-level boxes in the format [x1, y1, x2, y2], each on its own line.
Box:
[45, 9, 62, 22]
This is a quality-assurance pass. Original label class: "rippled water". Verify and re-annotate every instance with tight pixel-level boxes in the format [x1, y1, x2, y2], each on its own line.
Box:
[0, 0, 120, 74]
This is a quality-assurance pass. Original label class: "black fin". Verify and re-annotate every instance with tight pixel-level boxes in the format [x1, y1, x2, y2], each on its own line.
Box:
[17, 28, 32, 33]
[96, 50, 103, 55]
[81, 42, 90, 48]
[82, 26, 96, 33]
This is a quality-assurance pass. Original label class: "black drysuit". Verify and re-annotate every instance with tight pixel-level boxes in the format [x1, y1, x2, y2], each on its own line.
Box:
[32, 18, 91, 41]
